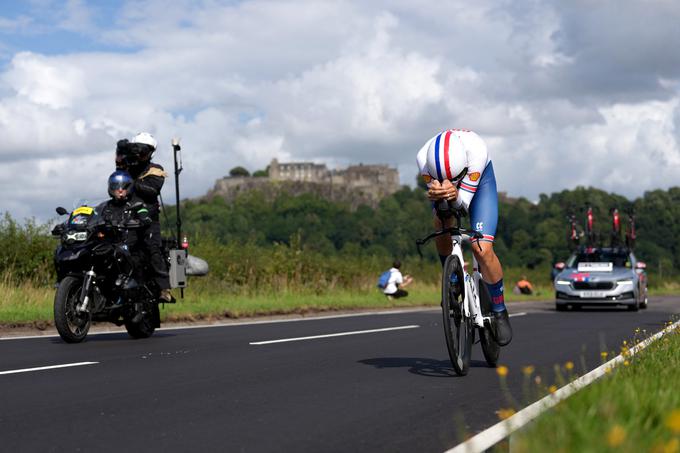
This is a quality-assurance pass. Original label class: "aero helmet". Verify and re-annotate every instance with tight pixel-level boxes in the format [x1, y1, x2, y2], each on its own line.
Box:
[425, 130, 468, 182]
[108, 170, 134, 199]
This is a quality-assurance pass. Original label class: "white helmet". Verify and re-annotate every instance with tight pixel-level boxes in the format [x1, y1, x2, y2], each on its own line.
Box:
[131, 132, 157, 150]
[425, 130, 468, 182]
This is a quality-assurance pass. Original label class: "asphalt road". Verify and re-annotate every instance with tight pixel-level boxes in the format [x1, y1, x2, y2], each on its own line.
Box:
[1, 297, 678, 452]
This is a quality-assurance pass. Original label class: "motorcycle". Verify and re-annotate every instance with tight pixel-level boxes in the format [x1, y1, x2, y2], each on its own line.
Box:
[51, 202, 169, 342]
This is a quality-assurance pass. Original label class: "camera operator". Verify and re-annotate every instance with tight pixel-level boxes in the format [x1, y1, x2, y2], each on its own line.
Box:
[116, 132, 172, 302]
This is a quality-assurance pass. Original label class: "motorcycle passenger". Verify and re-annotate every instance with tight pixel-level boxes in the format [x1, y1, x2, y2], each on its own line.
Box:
[416, 129, 512, 346]
[115, 132, 172, 302]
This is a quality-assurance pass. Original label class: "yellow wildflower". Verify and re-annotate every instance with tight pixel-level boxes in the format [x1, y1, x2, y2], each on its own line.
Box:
[522, 365, 535, 376]
[624, 360, 630, 366]
[666, 409, 680, 434]
[549, 385, 557, 393]
[601, 351, 608, 360]
[565, 361, 574, 371]
[607, 425, 626, 447]
[497, 408, 516, 420]
[496, 365, 509, 377]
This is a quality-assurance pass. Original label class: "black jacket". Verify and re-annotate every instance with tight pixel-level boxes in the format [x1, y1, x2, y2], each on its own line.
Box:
[128, 162, 166, 220]
[97, 196, 151, 250]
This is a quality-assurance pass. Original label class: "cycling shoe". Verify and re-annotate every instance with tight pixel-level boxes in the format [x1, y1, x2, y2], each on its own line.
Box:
[492, 310, 513, 346]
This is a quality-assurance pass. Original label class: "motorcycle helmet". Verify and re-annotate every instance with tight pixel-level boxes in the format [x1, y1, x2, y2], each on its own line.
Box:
[129, 132, 157, 162]
[108, 170, 134, 200]
[425, 130, 469, 182]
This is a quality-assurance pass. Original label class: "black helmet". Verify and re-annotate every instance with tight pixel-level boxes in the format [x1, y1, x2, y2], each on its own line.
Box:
[108, 170, 134, 199]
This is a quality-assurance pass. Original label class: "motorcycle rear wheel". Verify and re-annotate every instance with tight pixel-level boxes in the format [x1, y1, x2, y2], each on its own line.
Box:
[54, 276, 91, 343]
[124, 304, 157, 339]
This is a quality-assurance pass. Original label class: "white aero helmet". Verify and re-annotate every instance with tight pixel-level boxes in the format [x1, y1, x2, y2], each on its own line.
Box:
[131, 132, 157, 150]
[425, 129, 469, 182]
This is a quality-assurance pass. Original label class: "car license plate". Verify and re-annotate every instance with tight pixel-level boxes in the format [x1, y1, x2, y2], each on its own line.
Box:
[580, 291, 606, 298]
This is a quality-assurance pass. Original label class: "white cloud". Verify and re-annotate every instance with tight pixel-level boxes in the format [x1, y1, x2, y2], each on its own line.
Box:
[0, 0, 679, 221]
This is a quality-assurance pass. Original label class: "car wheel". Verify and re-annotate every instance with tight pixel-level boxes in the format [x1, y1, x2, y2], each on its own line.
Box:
[627, 302, 639, 312]
[640, 295, 648, 309]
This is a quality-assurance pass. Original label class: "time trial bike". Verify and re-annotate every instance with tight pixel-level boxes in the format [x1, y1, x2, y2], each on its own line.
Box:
[416, 202, 500, 376]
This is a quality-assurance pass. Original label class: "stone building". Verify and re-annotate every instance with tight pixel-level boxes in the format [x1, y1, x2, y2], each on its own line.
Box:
[207, 158, 401, 209]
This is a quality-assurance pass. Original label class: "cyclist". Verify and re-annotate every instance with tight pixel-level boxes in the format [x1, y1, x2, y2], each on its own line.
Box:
[416, 129, 512, 346]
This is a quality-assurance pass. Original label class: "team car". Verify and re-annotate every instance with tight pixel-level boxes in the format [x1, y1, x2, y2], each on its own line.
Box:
[553, 247, 648, 311]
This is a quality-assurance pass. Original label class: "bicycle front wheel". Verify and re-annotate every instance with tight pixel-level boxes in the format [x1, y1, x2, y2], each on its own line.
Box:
[442, 255, 473, 376]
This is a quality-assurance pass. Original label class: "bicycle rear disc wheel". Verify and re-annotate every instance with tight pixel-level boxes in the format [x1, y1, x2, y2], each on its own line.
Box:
[442, 255, 473, 376]
[478, 279, 500, 367]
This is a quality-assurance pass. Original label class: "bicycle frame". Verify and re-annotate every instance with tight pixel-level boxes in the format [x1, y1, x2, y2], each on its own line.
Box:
[415, 213, 488, 328]
[451, 232, 487, 328]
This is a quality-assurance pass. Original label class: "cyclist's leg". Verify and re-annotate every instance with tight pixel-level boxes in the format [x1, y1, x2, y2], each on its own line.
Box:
[433, 212, 454, 267]
[469, 162, 512, 345]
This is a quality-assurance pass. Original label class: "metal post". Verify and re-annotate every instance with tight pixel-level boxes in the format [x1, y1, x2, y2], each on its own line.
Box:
[172, 138, 182, 245]
[172, 138, 184, 298]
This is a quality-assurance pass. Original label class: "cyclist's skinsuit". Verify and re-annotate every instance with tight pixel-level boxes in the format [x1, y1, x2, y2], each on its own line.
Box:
[416, 129, 498, 243]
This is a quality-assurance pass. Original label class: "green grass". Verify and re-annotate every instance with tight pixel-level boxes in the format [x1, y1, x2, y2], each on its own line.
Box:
[511, 324, 680, 452]
[0, 275, 676, 326]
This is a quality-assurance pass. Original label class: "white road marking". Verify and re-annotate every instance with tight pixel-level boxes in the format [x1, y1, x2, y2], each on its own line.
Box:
[444, 319, 680, 453]
[250, 325, 420, 345]
[0, 308, 435, 340]
[0, 361, 99, 376]
[0, 308, 530, 341]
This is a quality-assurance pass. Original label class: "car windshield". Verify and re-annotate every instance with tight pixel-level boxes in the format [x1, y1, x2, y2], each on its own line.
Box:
[568, 250, 631, 268]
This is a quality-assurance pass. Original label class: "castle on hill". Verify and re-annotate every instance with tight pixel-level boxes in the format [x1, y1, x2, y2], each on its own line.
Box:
[207, 158, 401, 208]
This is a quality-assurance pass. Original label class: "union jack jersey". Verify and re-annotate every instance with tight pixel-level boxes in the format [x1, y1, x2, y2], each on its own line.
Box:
[416, 129, 490, 212]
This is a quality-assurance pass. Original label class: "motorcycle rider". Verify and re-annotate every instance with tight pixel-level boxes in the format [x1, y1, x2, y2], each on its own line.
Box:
[99, 170, 152, 250]
[115, 132, 173, 302]
[99, 170, 153, 323]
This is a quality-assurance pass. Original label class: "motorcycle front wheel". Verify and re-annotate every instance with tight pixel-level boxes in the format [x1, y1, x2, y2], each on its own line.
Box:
[54, 276, 92, 343]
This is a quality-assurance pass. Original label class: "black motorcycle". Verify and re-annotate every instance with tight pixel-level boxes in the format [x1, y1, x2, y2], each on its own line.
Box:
[51, 203, 164, 343]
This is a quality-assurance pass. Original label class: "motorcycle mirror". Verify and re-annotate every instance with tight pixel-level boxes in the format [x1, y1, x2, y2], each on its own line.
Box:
[56, 207, 68, 216]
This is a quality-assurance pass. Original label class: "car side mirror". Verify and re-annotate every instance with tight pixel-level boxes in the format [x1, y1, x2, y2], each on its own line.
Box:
[554, 262, 565, 270]
[56, 207, 68, 216]
[635, 262, 646, 270]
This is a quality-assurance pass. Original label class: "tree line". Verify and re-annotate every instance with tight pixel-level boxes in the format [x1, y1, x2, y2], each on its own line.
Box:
[171, 184, 680, 275]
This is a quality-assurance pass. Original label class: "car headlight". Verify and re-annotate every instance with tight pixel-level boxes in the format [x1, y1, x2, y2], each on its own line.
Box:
[616, 279, 634, 286]
[555, 280, 571, 285]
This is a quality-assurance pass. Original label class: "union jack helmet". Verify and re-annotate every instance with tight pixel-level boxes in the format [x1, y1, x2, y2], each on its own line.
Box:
[425, 130, 468, 182]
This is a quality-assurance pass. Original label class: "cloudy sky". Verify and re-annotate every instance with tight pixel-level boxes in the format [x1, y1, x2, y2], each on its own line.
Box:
[1, 0, 679, 221]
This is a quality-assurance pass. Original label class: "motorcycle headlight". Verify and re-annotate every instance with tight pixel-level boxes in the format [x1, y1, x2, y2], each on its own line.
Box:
[63, 231, 88, 243]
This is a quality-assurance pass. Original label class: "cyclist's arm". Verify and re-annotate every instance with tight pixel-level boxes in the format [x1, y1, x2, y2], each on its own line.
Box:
[452, 133, 489, 211]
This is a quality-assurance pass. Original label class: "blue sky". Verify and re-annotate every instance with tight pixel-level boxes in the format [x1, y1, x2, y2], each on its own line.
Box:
[1, 0, 679, 221]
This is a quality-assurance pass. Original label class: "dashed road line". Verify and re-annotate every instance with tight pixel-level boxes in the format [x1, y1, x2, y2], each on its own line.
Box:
[0, 361, 99, 376]
[250, 325, 420, 345]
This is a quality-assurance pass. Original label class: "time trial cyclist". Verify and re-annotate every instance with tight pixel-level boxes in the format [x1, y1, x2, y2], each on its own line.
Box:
[416, 129, 512, 346]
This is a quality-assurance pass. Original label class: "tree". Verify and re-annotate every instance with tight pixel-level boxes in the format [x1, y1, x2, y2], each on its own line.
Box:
[229, 166, 250, 177]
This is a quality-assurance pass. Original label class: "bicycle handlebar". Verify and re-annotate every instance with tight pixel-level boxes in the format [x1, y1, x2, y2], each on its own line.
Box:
[415, 226, 484, 258]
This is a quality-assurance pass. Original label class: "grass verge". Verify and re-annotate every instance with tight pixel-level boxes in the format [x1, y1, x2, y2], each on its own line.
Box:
[511, 323, 680, 452]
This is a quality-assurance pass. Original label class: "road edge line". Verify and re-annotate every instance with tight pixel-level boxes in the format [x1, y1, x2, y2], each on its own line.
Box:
[445, 318, 680, 453]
